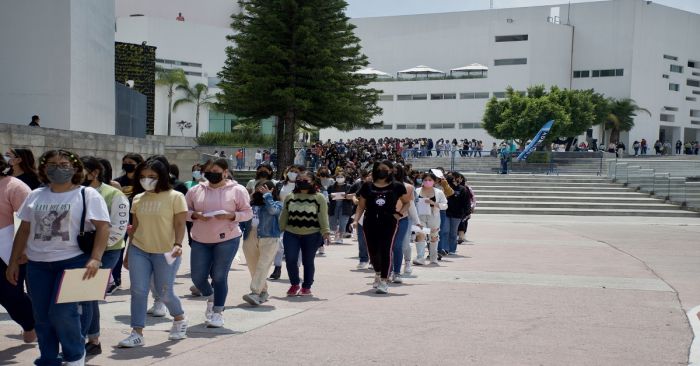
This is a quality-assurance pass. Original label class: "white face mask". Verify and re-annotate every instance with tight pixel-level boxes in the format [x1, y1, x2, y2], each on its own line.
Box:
[3, 155, 11, 163]
[140, 178, 157, 191]
[336, 177, 345, 184]
[287, 172, 298, 181]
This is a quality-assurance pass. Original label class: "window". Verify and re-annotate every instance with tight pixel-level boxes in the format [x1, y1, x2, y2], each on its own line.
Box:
[670, 65, 683, 73]
[688, 97, 697, 101]
[669, 83, 680, 91]
[691, 110, 700, 118]
[412, 94, 427, 100]
[692, 121, 700, 125]
[616, 69, 624, 76]
[459, 123, 483, 129]
[493, 92, 506, 98]
[397, 95, 412, 101]
[378, 124, 393, 130]
[494, 58, 527, 66]
[396, 124, 426, 130]
[694, 90, 700, 95]
[664, 54, 678, 61]
[592, 70, 600, 77]
[573, 70, 590, 78]
[379, 94, 394, 101]
[430, 123, 456, 129]
[663, 74, 670, 79]
[184, 71, 202, 76]
[430, 93, 456, 100]
[688, 79, 700, 87]
[664, 106, 679, 111]
[460, 92, 490, 99]
[694, 72, 700, 77]
[495, 34, 528, 42]
[689, 61, 698, 68]
[660, 113, 675, 122]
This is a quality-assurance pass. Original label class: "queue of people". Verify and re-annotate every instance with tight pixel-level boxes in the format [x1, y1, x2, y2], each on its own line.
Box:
[1, 146, 475, 365]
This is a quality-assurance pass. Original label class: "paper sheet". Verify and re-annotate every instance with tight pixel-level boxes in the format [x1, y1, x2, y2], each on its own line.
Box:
[416, 199, 431, 216]
[0, 225, 14, 265]
[331, 192, 346, 200]
[203, 210, 229, 217]
[56, 268, 111, 303]
[164, 252, 177, 265]
[430, 169, 444, 179]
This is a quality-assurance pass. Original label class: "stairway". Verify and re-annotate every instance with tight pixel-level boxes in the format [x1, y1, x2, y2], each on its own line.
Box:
[466, 174, 700, 217]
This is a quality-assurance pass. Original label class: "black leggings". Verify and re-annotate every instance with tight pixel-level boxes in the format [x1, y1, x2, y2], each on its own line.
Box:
[0, 261, 35, 331]
[362, 214, 398, 279]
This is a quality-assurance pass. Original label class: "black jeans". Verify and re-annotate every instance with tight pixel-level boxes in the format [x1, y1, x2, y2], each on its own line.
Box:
[362, 214, 398, 279]
[0, 260, 35, 331]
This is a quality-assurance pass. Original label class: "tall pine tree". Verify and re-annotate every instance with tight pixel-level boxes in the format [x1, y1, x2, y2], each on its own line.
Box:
[218, 0, 382, 175]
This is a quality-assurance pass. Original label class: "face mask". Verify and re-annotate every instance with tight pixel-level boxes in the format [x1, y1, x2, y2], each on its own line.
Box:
[122, 164, 136, 173]
[287, 172, 298, 181]
[375, 170, 389, 180]
[296, 180, 312, 191]
[192, 171, 202, 180]
[336, 177, 345, 184]
[140, 178, 157, 191]
[415, 178, 423, 185]
[46, 165, 75, 184]
[2, 155, 10, 163]
[446, 176, 454, 185]
[204, 172, 223, 184]
[423, 180, 434, 188]
[256, 171, 270, 180]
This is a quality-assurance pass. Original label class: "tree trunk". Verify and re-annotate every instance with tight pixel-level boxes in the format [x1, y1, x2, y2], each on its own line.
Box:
[167, 88, 173, 136]
[195, 103, 200, 138]
[275, 111, 295, 179]
[610, 128, 620, 144]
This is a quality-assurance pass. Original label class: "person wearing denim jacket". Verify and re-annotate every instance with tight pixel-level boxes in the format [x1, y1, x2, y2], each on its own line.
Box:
[240, 180, 281, 306]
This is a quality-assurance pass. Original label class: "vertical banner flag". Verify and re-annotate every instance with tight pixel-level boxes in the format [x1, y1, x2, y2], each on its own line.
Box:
[516, 120, 555, 161]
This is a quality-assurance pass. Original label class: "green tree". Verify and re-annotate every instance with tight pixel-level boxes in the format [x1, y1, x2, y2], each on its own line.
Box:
[218, 0, 382, 176]
[605, 98, 650, 144]
[173, 81, 216, 137]
[156, 67, 187, 136]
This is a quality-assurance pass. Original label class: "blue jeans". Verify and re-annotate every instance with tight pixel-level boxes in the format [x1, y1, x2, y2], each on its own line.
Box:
[128, 245, 183, 329]
[438, 210, 449, 252]
[283, 231, 321, 289]
[27, 254, 88, 365]
[80, 249, 122, 339]
[392, 217, 410, 274]
[446, 217, 462, 254]
[358, 223, 369, 263]
[190, 238, 240, 312]
[329, 211, 349, 235]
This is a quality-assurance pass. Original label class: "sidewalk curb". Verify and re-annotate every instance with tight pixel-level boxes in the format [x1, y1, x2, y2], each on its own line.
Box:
[686, 305, 700, 365]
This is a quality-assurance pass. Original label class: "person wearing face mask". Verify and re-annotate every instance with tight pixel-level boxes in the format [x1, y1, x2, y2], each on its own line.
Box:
[413, 172, 447, 266]
[433, 167, 454, 258]
[185, 159, 253, 327]
[119, 159, 188, 348]
[348, 170, 371, 269]
[327, 173, 353, 244]
[354, 160, 410, 294]
[268, 165, 304, 280]
[184, 163, 204, 189]
[240, 180, 281, 305]
[4, 148, 41, 190]
[444, 172, 471, 256]
[7, 150, 110, 366]
[246, 164, 275, 194]
[78, 156, 130, 356]
[278, 171, 331, 296]
[0, 156, 36, 345]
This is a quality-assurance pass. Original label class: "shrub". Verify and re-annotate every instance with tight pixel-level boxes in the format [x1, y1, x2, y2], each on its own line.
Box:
[195, 132, 276, 147]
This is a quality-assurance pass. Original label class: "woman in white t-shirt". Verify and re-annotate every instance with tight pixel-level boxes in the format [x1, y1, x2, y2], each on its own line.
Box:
[6, 149, 110, 366]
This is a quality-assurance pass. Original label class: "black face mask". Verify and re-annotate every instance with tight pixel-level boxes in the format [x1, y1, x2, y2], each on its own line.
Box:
[446, 176, 454, 185]
[122, 164, 136, 173]
[204, 172, 223, 184]
[256, 171, 270, 180]
[374, 170, 389, 180]
[296, 181, 312, 191]
[81, 179, 92, 187]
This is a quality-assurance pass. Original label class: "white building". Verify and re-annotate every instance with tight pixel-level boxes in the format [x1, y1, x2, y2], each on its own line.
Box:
[0, 0, 116, 134]
[321, 0, 700, 148]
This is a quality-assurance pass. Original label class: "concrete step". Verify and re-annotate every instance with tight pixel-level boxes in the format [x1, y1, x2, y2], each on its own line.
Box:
[476, 207, 700, 217]
[472, 190, 643, 197]
[471, 186, 630, 192]
[469, 182, 623, 188]
[477, 201, 682, 210]
[477, 195, 665, 204]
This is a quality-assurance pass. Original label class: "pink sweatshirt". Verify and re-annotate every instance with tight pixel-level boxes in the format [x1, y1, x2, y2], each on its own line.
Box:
[185, 179, 253, 244]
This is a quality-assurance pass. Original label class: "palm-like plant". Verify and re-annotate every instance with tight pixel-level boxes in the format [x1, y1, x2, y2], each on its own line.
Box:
[156, 67, 187, 136]
[604, 98, 650, 144]
[173, 81, 216, 137]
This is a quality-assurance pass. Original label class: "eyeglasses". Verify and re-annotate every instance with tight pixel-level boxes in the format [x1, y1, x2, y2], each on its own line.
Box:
[46, 163, 73, 169]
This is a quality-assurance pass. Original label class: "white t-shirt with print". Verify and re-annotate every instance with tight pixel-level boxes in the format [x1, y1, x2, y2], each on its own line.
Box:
[18, 187, 110, 262]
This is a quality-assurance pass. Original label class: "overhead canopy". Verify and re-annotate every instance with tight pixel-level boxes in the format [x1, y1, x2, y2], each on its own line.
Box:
[450, 63, 489, 72]
[352, 67, 391, 78]
[397, 65, 446, 76]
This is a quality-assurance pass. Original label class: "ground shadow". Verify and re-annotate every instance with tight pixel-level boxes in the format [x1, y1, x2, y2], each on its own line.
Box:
[108, 343, 173, 361]
[270, 296, 328, 303]
[348, 269, 374, 273]
[113, 315, 172, 327]
[233, 304, 277, 312]
[184, 323, 240, 338]
[347, 290, 409, 297]
[0, 343, 34, 364]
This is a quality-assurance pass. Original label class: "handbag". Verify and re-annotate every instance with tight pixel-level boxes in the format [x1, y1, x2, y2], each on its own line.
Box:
[77, 187, 97, 254]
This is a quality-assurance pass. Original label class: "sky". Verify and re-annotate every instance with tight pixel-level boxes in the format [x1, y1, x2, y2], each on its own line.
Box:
[345, 0, 700, 18]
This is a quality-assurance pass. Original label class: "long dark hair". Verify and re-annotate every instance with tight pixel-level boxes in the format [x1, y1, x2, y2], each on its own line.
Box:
[80, 156, 105, 183]
[393, 163, 410, 184]
[0, 155, 8, 177]
[292, 171, 319, 194]
[132, 158, 171, 196]
[371, 160, 394, 182]
[98, 158, 114, 182]
[9, 148, 38, 180]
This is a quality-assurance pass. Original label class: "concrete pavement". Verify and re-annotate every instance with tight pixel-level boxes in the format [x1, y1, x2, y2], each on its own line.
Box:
[2, 214, 700, 365]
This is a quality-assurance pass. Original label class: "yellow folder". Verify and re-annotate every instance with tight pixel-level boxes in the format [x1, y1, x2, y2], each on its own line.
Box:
[56, 268, 111, 304]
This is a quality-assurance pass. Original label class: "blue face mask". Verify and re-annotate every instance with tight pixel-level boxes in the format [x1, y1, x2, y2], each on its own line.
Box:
[415, 178, 423, 185]
[192, 171, 202, 180]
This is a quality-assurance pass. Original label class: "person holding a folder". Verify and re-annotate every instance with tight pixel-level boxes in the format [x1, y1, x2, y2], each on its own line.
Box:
[6, 149, 110, 366]
[119, 158, 188, 348]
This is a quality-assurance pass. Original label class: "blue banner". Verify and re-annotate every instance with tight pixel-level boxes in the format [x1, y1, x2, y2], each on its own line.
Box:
[516, 120, 555, 161]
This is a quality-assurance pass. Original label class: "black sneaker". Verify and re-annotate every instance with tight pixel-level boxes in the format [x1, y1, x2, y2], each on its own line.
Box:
[106, 281, 120, 295]
[85, 342, 102, 356]
[269, 266, 281, 280]
[439, 249, 449, 256]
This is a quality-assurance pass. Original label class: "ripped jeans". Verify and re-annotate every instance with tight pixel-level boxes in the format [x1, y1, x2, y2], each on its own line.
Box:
[128, 245, 184, 329]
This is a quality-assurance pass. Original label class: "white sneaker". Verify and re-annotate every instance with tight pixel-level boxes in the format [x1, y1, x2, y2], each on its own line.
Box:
[147, 302, 167, 317]
[206, 312, 224, 328]
[205, 300, 214, 320]
[391, 273, 403, 284]
[118, 331, 145, 348]
[376, 280, 389, 294]
[372, 273, 380, 289]
[168, 318, 188, 340]
[317, 246, 326, 256]
[64, 354, 85, 366]
[413, 258, 425, 266]
[403, 261, 413, 274]
[259, 291, 269, 303]
[242, 293, 261, 306]
[356, 262, 369, 270]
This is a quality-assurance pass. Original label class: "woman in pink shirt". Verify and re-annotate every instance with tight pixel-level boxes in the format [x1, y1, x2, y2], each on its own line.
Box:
[0, 157, 36, 343]
[185, 159, 252, 328]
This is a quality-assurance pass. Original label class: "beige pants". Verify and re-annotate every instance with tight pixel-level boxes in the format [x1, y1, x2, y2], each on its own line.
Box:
[242, 229, 279, 295]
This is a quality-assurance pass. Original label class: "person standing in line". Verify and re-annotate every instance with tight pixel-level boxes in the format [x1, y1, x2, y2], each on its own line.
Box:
[389, 164, 419, 283]
[327, 172, 353, 244]
[444, 172, 471, 255]
[184, 163, 204, 190]
[78, 156, 130, 356]
[349, 170, 371, 269]
[7, 149, 110, 366]
[241, 180, 281, 305]
[640, 138, 648, 155]
[0, 157, 36, 344]
[279, 171, 330, 296]
[413, 172, 447, 266]
[28, 115, 41, 127]
[185, 159, 252, 327]
[4, 148, 41, 190]
[118, 159, 188, 347]
[354, 160, 410, 294]
[269, 165, 303, 280]
[434, 167, 454, 259]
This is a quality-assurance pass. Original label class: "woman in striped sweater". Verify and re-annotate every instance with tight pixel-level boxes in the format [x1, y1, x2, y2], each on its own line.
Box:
[279, 171, 330, 297]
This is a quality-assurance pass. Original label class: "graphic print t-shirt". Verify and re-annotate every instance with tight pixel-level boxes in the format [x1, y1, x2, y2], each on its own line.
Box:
[18, 187, 110, 262]
[358, 181, 407, 218]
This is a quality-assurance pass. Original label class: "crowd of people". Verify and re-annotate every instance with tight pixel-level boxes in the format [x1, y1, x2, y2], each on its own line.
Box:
[1, 145, 475, 365]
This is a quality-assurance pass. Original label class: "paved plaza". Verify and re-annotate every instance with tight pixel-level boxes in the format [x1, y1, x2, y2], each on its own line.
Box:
[2, 214, 700, 365]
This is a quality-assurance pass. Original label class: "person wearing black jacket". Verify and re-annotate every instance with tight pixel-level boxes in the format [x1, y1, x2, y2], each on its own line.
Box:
[444, 172, 471, 255]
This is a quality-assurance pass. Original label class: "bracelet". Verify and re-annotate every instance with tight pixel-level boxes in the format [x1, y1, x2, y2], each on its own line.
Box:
[173, 243, 183, 248]
[90, 257, 102, 266]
